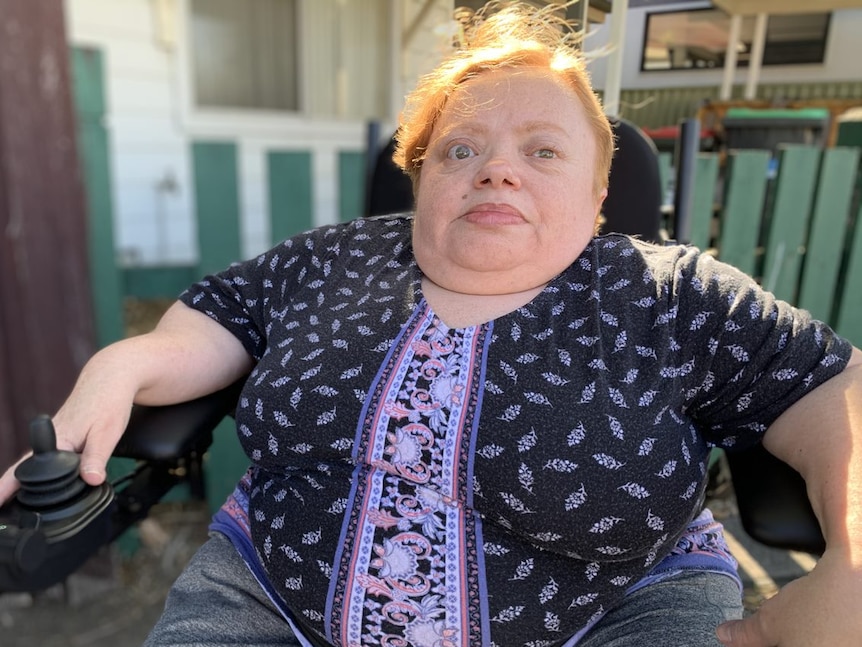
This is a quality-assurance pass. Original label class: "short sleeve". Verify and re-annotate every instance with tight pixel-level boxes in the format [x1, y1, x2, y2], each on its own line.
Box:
[672, 247, 853, 450]
[178, 225, 343, 361]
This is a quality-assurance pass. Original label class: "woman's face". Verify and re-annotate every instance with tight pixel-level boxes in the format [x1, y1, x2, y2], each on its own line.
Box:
[412, 67, 607, 296]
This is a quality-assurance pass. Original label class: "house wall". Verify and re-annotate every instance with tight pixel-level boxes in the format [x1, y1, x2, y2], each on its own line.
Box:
[65, 0, 194, 267]
[63, 0, 454, 272]
[586, 2, 862, 92]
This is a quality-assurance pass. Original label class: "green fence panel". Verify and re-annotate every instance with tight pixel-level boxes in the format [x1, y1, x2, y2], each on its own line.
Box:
[835, 201, 862, 348]
[71, 47, 124, 347]
[716, 150, 771, 276]
[190, 141, 245, 513]
[761, 146, 821, 303]
[122, 266, 198, 300]
[797, 147, 860, 324]
[837, 116, 862, 149]
[338, 150, 366, 222]
[658, 151, 673, 203]
[192, 141, 241, 276]
[689, 154, 720, 251]
[268, 150, 313, 244]
[71, 47, 138, 552]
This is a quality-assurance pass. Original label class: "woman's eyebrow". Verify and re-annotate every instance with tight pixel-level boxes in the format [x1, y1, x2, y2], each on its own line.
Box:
[518, 120, 571, 137]
[434, 119, 569, 143]
[426, 122, 487, 153]
[433, 121, 488, 141]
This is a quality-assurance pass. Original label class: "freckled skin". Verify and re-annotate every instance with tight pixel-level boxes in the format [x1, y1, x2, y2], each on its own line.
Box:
[412, 67, 607, 298]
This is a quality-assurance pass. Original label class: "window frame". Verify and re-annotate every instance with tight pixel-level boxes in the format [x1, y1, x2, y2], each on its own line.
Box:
[639, 7, 832, 73]
[187, 0, 302, 114]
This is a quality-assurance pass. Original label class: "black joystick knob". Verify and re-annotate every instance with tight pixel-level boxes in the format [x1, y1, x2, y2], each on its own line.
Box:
[14, 415, 87, 508]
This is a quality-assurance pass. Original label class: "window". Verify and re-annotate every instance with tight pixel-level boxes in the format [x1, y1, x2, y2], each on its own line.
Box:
[190, 0, 298, 111]
[641, 8, 830, 72]
[188, 0, 392, 119]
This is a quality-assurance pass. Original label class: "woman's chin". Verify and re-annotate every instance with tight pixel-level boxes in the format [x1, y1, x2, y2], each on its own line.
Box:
[421, 261, 549, 296]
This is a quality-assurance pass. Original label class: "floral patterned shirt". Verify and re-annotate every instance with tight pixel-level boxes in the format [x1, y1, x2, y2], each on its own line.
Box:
[181, 214, 851, 647]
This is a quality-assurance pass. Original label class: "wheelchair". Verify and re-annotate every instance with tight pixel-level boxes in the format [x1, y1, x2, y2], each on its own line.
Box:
[0, 120, 827, 594]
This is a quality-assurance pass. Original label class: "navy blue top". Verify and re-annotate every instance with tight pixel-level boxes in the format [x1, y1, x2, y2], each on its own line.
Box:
[182, 214, 851, 646]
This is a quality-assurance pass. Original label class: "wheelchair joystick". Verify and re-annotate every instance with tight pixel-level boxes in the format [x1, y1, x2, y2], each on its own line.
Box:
[1, 381, 243, 593]
[0, 416, 115, 593]
[14, 415, 88, 508]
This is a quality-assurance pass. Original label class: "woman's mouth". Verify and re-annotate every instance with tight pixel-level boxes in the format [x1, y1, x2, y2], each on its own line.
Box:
[462, 203, 525, 226]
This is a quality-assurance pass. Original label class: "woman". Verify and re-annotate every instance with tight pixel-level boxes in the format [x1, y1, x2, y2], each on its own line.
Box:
[2, 3, 860, 646]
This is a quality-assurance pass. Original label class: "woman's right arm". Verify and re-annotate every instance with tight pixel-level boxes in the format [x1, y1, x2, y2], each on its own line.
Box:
[0, 301, 254, 503]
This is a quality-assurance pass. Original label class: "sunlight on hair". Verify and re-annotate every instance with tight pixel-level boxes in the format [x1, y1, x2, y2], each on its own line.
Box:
[394, 1, 615, 198]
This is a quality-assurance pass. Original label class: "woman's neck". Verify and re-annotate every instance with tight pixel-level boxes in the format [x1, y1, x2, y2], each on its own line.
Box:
[420, 276, 547, 328]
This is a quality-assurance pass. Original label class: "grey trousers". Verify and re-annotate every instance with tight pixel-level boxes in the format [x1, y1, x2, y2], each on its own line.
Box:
[576, 571, 743, 647]
[144, 532, 743, 647]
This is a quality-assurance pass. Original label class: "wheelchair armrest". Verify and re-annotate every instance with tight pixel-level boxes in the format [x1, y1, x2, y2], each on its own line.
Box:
[725, 442, 825, 555]
[114, 380, 244, 462]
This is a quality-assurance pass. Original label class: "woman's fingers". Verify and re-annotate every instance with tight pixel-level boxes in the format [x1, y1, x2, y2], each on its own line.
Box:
[52, 408, 132, 488]
[0, 453, 29, 505]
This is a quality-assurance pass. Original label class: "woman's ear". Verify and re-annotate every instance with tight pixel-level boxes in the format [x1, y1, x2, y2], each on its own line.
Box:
[593, 188, 609, 235]
[597, 186, 608, 207]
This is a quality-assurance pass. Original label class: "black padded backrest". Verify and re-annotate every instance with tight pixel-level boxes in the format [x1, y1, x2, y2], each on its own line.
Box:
[602, 118, 663, 244]
[366, 136, 414, 217]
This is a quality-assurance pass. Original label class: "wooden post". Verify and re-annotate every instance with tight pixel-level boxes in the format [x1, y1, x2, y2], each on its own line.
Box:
[0, 0, 96, 467]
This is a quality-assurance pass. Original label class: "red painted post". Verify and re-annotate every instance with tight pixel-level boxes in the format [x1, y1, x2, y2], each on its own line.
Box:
[0, 0, 96, 469]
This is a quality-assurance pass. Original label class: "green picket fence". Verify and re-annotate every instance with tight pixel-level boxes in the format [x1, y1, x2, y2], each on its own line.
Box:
[666, 144, 862, 348]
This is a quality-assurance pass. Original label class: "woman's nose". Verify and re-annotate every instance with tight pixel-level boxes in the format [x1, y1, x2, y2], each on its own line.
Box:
[475, 155, 521, 189]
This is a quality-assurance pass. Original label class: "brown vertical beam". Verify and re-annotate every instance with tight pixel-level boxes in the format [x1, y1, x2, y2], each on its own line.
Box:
[0, 0, 96, 467]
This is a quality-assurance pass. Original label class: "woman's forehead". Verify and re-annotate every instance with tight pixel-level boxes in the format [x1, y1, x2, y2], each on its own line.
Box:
[436, 68, 584, 130]
[452, 66, 572, 98]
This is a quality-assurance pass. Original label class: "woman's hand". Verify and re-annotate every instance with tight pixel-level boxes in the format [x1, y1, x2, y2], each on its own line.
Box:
[717, 549, 862, 646]
[720, 349, 862, 646]
[0, 301, 253, 506]
[0, 344, 140, 505]
[50, 361, 140, 485]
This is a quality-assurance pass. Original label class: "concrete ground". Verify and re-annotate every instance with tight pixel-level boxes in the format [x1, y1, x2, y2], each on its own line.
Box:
[0, 501, 210, 647]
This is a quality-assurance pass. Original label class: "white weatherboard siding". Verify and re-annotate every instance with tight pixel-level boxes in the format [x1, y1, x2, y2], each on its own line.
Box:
[65, 0, 454, 266]
[65, 0, 195, 265]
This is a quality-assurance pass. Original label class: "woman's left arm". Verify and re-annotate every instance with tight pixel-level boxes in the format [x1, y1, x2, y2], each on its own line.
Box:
[717, 347, 862, 646]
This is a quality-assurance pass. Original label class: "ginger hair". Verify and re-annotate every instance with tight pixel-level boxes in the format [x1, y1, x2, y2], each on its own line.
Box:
[393, 1, 614, 199]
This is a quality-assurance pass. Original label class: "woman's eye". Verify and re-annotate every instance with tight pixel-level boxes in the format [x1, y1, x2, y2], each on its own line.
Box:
[532, 148, 556, 159]
[447, 143, 475, 160]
